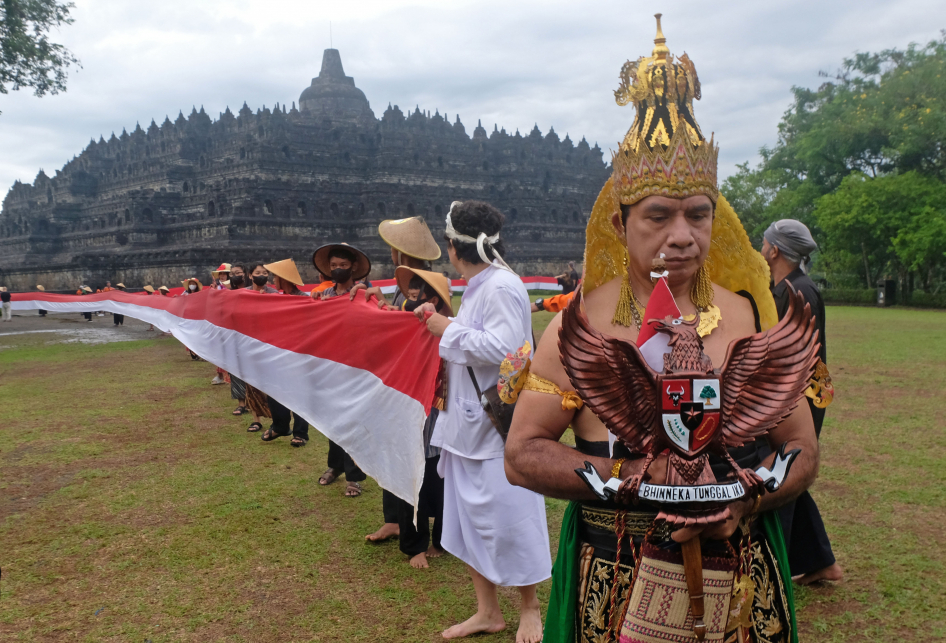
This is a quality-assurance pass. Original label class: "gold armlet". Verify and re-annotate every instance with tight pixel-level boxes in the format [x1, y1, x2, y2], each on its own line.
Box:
[522, 373, 584, 411]
[612, 457, 627, 480]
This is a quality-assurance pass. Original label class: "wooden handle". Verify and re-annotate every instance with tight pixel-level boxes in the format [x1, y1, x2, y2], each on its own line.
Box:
[681, 537, 706, 641]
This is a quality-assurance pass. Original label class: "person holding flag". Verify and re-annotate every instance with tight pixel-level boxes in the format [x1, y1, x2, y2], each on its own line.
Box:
[348, 216, 443, 544]
[504, 15, 818, 643]
[78, 286, 93, 321]
[112, 284, 126, 326]
[36, 285, 47, 317]
[143, 285, 157, 330]
[210, 263, 231, 290]
[313, 243, 374, 497]
[259, 259, 313, 447]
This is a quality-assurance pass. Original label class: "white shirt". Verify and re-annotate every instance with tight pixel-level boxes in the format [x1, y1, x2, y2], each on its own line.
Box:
[431, 261, 531, 460]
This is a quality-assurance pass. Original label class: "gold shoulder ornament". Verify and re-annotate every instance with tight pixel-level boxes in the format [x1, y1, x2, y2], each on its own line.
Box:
[497, 341, 585, 411]
[804, 359, 834, 408]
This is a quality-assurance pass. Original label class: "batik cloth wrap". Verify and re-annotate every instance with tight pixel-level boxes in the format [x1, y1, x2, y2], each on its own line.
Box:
[230, 374, 247, 401]
[244, 383, 271, 419]
[543, 505, 797, 643]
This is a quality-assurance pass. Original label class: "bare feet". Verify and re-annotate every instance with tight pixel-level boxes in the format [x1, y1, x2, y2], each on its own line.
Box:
[442, 611, 506, 639]
[365, 522, 399, 542]
[795, 562, 843, 585]
[516, 600, 543, 643]
[426, 546, 444, 558]
[410, 552, 429, 568]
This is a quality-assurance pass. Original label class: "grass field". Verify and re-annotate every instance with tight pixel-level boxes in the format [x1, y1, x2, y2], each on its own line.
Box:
[0, 306, 943, 642]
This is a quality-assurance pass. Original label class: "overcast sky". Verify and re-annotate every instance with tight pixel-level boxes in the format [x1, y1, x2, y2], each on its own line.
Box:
[2, 0, 944, 203]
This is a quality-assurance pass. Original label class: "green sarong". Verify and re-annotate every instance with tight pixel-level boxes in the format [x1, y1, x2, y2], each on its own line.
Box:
[760, 510, 799, 643]
[541, 504, 798, 643]
[543, 500, 580, 643]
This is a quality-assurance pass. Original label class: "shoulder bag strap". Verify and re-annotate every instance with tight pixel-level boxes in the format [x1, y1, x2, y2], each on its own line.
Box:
[467, 367, 484, 399]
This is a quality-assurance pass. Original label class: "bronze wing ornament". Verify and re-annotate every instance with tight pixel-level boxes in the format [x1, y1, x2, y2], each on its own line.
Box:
[717, 282, 821, 449]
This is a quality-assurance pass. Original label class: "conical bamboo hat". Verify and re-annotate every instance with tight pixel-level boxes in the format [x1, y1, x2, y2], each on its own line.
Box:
[312, 243, 371, 280]
[265, 259, 304, 286]
[379, 216, 442, 261]
[395, 266, 454, 316]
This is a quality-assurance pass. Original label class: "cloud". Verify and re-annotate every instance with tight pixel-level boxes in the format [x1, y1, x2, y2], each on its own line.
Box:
[2, 0, 944, 203]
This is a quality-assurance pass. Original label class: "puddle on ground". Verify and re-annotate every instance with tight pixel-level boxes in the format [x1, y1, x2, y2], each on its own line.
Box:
[55, 328, 143, 345]
[0, 330, 61, 337]
[0, 328, 143, 345]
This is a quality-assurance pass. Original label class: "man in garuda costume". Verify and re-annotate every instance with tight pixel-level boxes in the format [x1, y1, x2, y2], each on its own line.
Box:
[505, 15, 817, 643]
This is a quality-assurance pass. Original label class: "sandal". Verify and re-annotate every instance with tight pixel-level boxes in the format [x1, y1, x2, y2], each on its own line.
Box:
[232, 405, 246, 416]
[345, 481, 363, 497]
[319, 468, 340, 486]
[290, 437, 307, 448]
[261, 428, 287, 442]
[247, 422, 263, 433]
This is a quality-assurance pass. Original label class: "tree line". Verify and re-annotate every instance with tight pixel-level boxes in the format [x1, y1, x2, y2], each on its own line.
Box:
[722, 33, 946, 304]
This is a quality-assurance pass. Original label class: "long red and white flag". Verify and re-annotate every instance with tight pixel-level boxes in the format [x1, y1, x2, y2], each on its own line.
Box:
[12, 290, 440, 508]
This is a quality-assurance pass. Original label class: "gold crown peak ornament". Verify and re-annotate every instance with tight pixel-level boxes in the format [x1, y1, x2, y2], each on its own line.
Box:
[611, 13, 719, 206]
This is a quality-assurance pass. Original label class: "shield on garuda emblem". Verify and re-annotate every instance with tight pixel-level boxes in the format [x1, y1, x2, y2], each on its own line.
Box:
[659, 376, 722, 456]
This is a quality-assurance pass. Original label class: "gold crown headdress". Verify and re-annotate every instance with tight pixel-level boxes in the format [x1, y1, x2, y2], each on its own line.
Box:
[583, 14, 777, 329]
[611, 14, 718, 205]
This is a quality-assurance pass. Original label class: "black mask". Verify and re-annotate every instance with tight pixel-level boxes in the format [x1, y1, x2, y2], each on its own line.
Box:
[403, 297, 425, 312]
[331, 267, 352, 284]
[229, 275, 244, 288]
[252, 275, 268, 287]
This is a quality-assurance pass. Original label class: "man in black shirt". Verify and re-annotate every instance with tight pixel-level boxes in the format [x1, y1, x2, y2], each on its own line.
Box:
[763, 219, 842, 584]
[313, 243, 373, 498]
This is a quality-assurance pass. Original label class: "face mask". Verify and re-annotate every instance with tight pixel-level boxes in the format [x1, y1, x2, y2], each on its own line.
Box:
[331, 267, 352, 283]
[252, 275, 268, 287]
[229, 274, 244, 288]
[188, 284, 197, 291]
[403, 297, 426, 312]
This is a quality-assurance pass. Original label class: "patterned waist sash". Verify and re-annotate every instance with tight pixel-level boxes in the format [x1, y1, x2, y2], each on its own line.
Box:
[578, 505, 671, 553]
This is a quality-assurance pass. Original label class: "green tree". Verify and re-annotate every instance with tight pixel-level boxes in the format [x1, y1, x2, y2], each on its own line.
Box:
[720, 161, 779, 244]
[814, 171, 946, 289]
[0, 0, 79, 114]
[892, 206, 946, 293]
[721, 34, 946, 295]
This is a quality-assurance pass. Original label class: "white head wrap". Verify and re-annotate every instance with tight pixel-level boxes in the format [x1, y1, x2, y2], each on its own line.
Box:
[444, 201, 516, 274]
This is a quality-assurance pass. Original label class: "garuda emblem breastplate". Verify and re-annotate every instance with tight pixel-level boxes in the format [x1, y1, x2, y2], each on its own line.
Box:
[561, 283, 819, 526]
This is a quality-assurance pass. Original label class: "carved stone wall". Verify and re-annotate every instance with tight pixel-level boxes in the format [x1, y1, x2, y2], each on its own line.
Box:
[0, 49, 608, 290]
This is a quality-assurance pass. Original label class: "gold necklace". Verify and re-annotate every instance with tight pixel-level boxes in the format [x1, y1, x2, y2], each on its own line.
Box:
[619, 275, 722, 337]
[630, 286, 646, 329]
